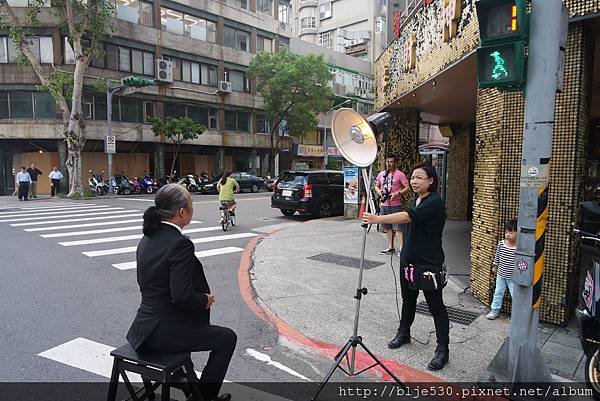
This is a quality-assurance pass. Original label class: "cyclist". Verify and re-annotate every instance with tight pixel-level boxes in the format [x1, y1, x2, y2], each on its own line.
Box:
[217, 171, 240, 222]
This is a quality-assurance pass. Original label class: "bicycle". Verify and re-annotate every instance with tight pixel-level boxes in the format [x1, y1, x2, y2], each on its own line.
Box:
[220, 201, 235, 232]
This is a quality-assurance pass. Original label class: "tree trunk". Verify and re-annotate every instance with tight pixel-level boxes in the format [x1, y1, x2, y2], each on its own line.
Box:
[65, 53, 87, 197]
[170, 142, 181, 179]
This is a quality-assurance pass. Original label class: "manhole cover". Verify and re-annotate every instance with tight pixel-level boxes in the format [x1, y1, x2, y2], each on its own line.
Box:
[416, 301, 480, 326]
[307, 253, 384, 270]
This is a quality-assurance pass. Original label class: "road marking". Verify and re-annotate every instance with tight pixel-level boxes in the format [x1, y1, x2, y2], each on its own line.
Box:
[119, 198, 155, 202]
[83, 233, 257, 257]
[57, 226, 222, 245]
[251, 222, 301, 233]
[192, 196, 271, 205]
[0, 204, 96, 216]
[0, 205, 111, 219]
[0, 207, 127, 222]
[245, 348, 311, 381]
[25, 219, 200, 232]
[10, 212, 142, 226]
[112, 246, 244, 270]
[40, 222, 208, 238]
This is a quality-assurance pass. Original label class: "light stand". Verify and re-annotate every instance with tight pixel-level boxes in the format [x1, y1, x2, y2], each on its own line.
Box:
[311, 109, 405, 400]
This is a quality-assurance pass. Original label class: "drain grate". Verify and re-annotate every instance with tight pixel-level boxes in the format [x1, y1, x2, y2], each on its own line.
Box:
[307, 253, 384, 270]
[416, 301, 480, 326]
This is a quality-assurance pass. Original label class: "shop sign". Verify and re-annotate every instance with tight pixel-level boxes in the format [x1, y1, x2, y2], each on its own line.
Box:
[393, 10, 402, 39]
[442, 0, 462, 42]
[403, 33, 417, 72]
[343, 167, 359, 205]
[297, 144, 341, 157]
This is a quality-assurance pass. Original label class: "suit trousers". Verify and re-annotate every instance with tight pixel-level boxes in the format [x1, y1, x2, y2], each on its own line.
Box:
[51, 179, 61, 196]
[142, 321, 237, 400]
[398, 269, 450, 345]
[18, 182, 30, 200]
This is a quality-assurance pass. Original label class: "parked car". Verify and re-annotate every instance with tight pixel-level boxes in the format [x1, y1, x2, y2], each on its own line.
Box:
[230, 172, 265, 193]
[271, 170, 344, 218]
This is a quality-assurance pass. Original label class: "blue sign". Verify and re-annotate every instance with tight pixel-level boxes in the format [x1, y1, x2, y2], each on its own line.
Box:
[343, 167, 359, 204]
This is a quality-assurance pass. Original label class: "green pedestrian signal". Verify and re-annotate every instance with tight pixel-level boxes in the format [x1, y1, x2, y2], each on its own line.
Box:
[475, 0, 529, 89]
[122, 76, 155, 87]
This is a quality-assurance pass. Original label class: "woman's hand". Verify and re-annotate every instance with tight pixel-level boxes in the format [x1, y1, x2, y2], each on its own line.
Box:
[362, 212, 379, 225]
[491, 266, 497, 274]
[206, 293, 215, 309]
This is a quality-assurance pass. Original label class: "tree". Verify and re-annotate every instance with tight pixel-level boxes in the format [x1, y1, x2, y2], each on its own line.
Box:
[247, 49, 333, 174]
[0, 0, 115, 197]
[149, 117, 206, 178]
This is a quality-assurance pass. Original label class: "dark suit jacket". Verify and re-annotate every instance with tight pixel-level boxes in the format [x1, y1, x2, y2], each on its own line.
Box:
[127, 223, 210, 350]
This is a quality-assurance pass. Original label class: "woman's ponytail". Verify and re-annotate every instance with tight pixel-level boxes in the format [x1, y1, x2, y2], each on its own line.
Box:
[143, 205, 161, 236]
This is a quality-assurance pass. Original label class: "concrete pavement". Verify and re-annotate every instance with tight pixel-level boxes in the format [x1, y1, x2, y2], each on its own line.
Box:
[245, 216, 588, 384]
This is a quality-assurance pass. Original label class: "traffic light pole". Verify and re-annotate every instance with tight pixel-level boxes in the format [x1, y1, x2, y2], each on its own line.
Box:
[106, 80, 123, 195]
[484, 0, 567, 384]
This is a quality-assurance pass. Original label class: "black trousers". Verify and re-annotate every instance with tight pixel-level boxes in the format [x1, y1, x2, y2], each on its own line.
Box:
[142, 321, 237, 400]
[18, 182, 30, 200]
[399, 269, 450, 345]
[51, 179, 61, 196]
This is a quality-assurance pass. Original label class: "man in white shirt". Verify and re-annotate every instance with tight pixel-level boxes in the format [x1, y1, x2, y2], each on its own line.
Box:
[16, 167, 32, 201]
[48, 167, 64, 197]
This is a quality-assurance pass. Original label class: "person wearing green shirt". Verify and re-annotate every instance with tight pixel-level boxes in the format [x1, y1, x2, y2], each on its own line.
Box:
[217, 171, 240, 219]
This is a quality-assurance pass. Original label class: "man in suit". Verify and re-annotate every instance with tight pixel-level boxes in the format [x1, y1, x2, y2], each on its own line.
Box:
[127, 184, 236, 401]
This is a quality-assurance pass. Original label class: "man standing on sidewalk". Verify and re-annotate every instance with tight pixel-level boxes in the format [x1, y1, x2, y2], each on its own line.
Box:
[375, 155, 410, 256]
[27, 162, 42, 198]
[48, 166, 64, 197]
[16, 166, 32, 201]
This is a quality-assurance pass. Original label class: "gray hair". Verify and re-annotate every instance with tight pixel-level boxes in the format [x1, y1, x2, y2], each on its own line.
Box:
[143, 184, 189, 235]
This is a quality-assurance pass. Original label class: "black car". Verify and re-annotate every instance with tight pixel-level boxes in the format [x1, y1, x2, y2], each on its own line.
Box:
[230, 172, 265, 193]
[271, 170, 344, 217]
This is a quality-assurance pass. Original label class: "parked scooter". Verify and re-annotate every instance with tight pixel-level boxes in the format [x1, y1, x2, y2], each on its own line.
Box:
[141, 172, 158, 194]
[88, 170, 109, 196]
[111, 174, 132, 195]
[573, 227, 600, 399]
[178, 174, 199, 193]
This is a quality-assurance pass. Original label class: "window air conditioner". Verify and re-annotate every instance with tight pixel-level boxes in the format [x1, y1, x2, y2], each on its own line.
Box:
[155, 59, 173, 83]
[218, 80, 232, 94]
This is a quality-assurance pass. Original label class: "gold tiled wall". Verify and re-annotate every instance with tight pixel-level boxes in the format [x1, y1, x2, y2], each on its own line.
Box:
[566, 0, 600, 17]
[380, 109, 419, 181]
[447, 124, 473, 220]
[470, 24, 592, 324]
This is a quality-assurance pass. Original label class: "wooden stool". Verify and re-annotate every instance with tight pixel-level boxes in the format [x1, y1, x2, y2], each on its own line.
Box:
[106, 344, 204, 401]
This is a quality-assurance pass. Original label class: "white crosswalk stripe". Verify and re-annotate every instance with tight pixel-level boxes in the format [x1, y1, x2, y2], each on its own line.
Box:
[39, 222, 205, 238]
[83, 232, 257, 257]
[0, 203, 96, 215]
[0, 207, 127, 222]
[0, 205, 110, 218]
[112, 246, 245, 270]
[24, 219, 144, 232]
[57, 226, 222, 246]
[11, 212, 143, 226]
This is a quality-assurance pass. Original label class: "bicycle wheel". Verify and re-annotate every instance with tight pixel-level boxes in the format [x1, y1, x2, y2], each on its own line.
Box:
[221, 211, 229, 232]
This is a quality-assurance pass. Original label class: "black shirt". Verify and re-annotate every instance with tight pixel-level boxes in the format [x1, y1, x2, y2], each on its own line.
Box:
[401, 192, 446, 266]
[26, 167, 42, 181]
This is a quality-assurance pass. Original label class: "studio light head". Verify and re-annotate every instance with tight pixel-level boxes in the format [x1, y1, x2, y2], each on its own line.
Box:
[366, 112, 393, 135]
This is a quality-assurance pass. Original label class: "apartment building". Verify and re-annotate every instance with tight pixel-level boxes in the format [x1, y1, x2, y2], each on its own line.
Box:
[0, 0, 293, 194]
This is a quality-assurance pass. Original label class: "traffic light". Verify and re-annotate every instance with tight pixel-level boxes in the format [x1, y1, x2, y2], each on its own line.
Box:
[121, 76, 155, 88]
[476, 0, 529, 88]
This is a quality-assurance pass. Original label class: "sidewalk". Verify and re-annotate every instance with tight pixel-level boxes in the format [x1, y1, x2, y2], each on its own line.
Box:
[248, 217, 587, 383]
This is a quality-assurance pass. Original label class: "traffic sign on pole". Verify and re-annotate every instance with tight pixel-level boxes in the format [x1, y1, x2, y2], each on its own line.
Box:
[105, 135, 116, 154]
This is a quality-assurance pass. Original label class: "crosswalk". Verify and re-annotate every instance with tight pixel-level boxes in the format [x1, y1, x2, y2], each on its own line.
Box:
[0, 202, 258, 270]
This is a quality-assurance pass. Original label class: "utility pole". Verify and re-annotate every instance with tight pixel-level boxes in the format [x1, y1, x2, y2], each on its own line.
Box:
[106, 79, 121, 194]
[484, 0, 568, 384]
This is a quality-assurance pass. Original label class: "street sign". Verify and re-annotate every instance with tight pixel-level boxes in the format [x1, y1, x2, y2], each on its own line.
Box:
[105, 135, 116, 154]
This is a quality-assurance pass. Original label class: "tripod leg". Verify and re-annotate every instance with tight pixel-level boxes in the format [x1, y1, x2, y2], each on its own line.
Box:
[311, 340, 354, 401]
[356, 341, 406, 388]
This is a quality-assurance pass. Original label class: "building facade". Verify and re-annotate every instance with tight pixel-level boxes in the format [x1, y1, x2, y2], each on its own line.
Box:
[374, 0, 600, 325]
[0, 0, 294, 194]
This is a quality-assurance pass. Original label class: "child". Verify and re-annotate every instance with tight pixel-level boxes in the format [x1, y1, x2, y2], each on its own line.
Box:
[487, 219, 518, 320]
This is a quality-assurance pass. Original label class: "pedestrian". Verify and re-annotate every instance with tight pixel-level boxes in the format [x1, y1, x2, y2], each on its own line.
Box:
[16, 166, 32, 201]
[363, 162, 450, 371]
[48, 166, 63, 197]
[487, 219, 517, 320]
[27, 162, 42, 198]
[375, 155, 410, 256]
[126, 184, 236, 401]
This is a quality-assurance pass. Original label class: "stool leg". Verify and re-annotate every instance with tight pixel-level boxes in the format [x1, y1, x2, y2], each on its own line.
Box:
[161, 373, 171, 401]
[143, 378, 156, 401]
[184, 361, 204, 401]
[106, 359, 120, 401]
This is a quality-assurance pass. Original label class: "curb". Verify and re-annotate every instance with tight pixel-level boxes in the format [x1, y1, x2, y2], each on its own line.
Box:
[237, 229, 444, 384]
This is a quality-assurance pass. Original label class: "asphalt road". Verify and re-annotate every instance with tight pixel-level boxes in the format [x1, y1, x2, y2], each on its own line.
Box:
[0, 191, 339, 391]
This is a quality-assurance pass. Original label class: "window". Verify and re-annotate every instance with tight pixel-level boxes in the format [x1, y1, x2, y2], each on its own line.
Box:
[201, 64, 218, 86]
[224, 26, 249, 52]
[225, 110, 250, 132]
[300, 17, 316, 30]
[0, 93, 8, 119]
[132, 49, 143, 74]
[143, 101, 155, 123]
[0, 38, 8, 63]
[9, 92, 33, 118]
[256, 0, 272, 15]
[165, 102, 218, 129]
[319, 2, 332, 19]
[64, 38, 75, 64]
[140, 2, 153, 26]
[105, 44, 118, 70]
[39, 37, 53, 63]
[34, 92, 55, 118]
[161, 7, 215, 42]
[116, 0, 154, 26]
[119, 46, 131, 71]
[318, 31, 333, 49]
[100, 44, 154, 74]
[119, 97, 142, 122]
[240, 0, 247, 9]
[278, 37, 290, 51]
[256, 114, 271, 134]
[143, 51, 154, 76]
[257, 36, 272, 53]
[225, 69, 250, 92]
[161, 7, 184, 35]
[166, 55, 218, 86]
[278, 2, 289, 24]
[1, 36, 53, 64]
[7, 0, 50, 5]
[83, 94, 94, 119]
